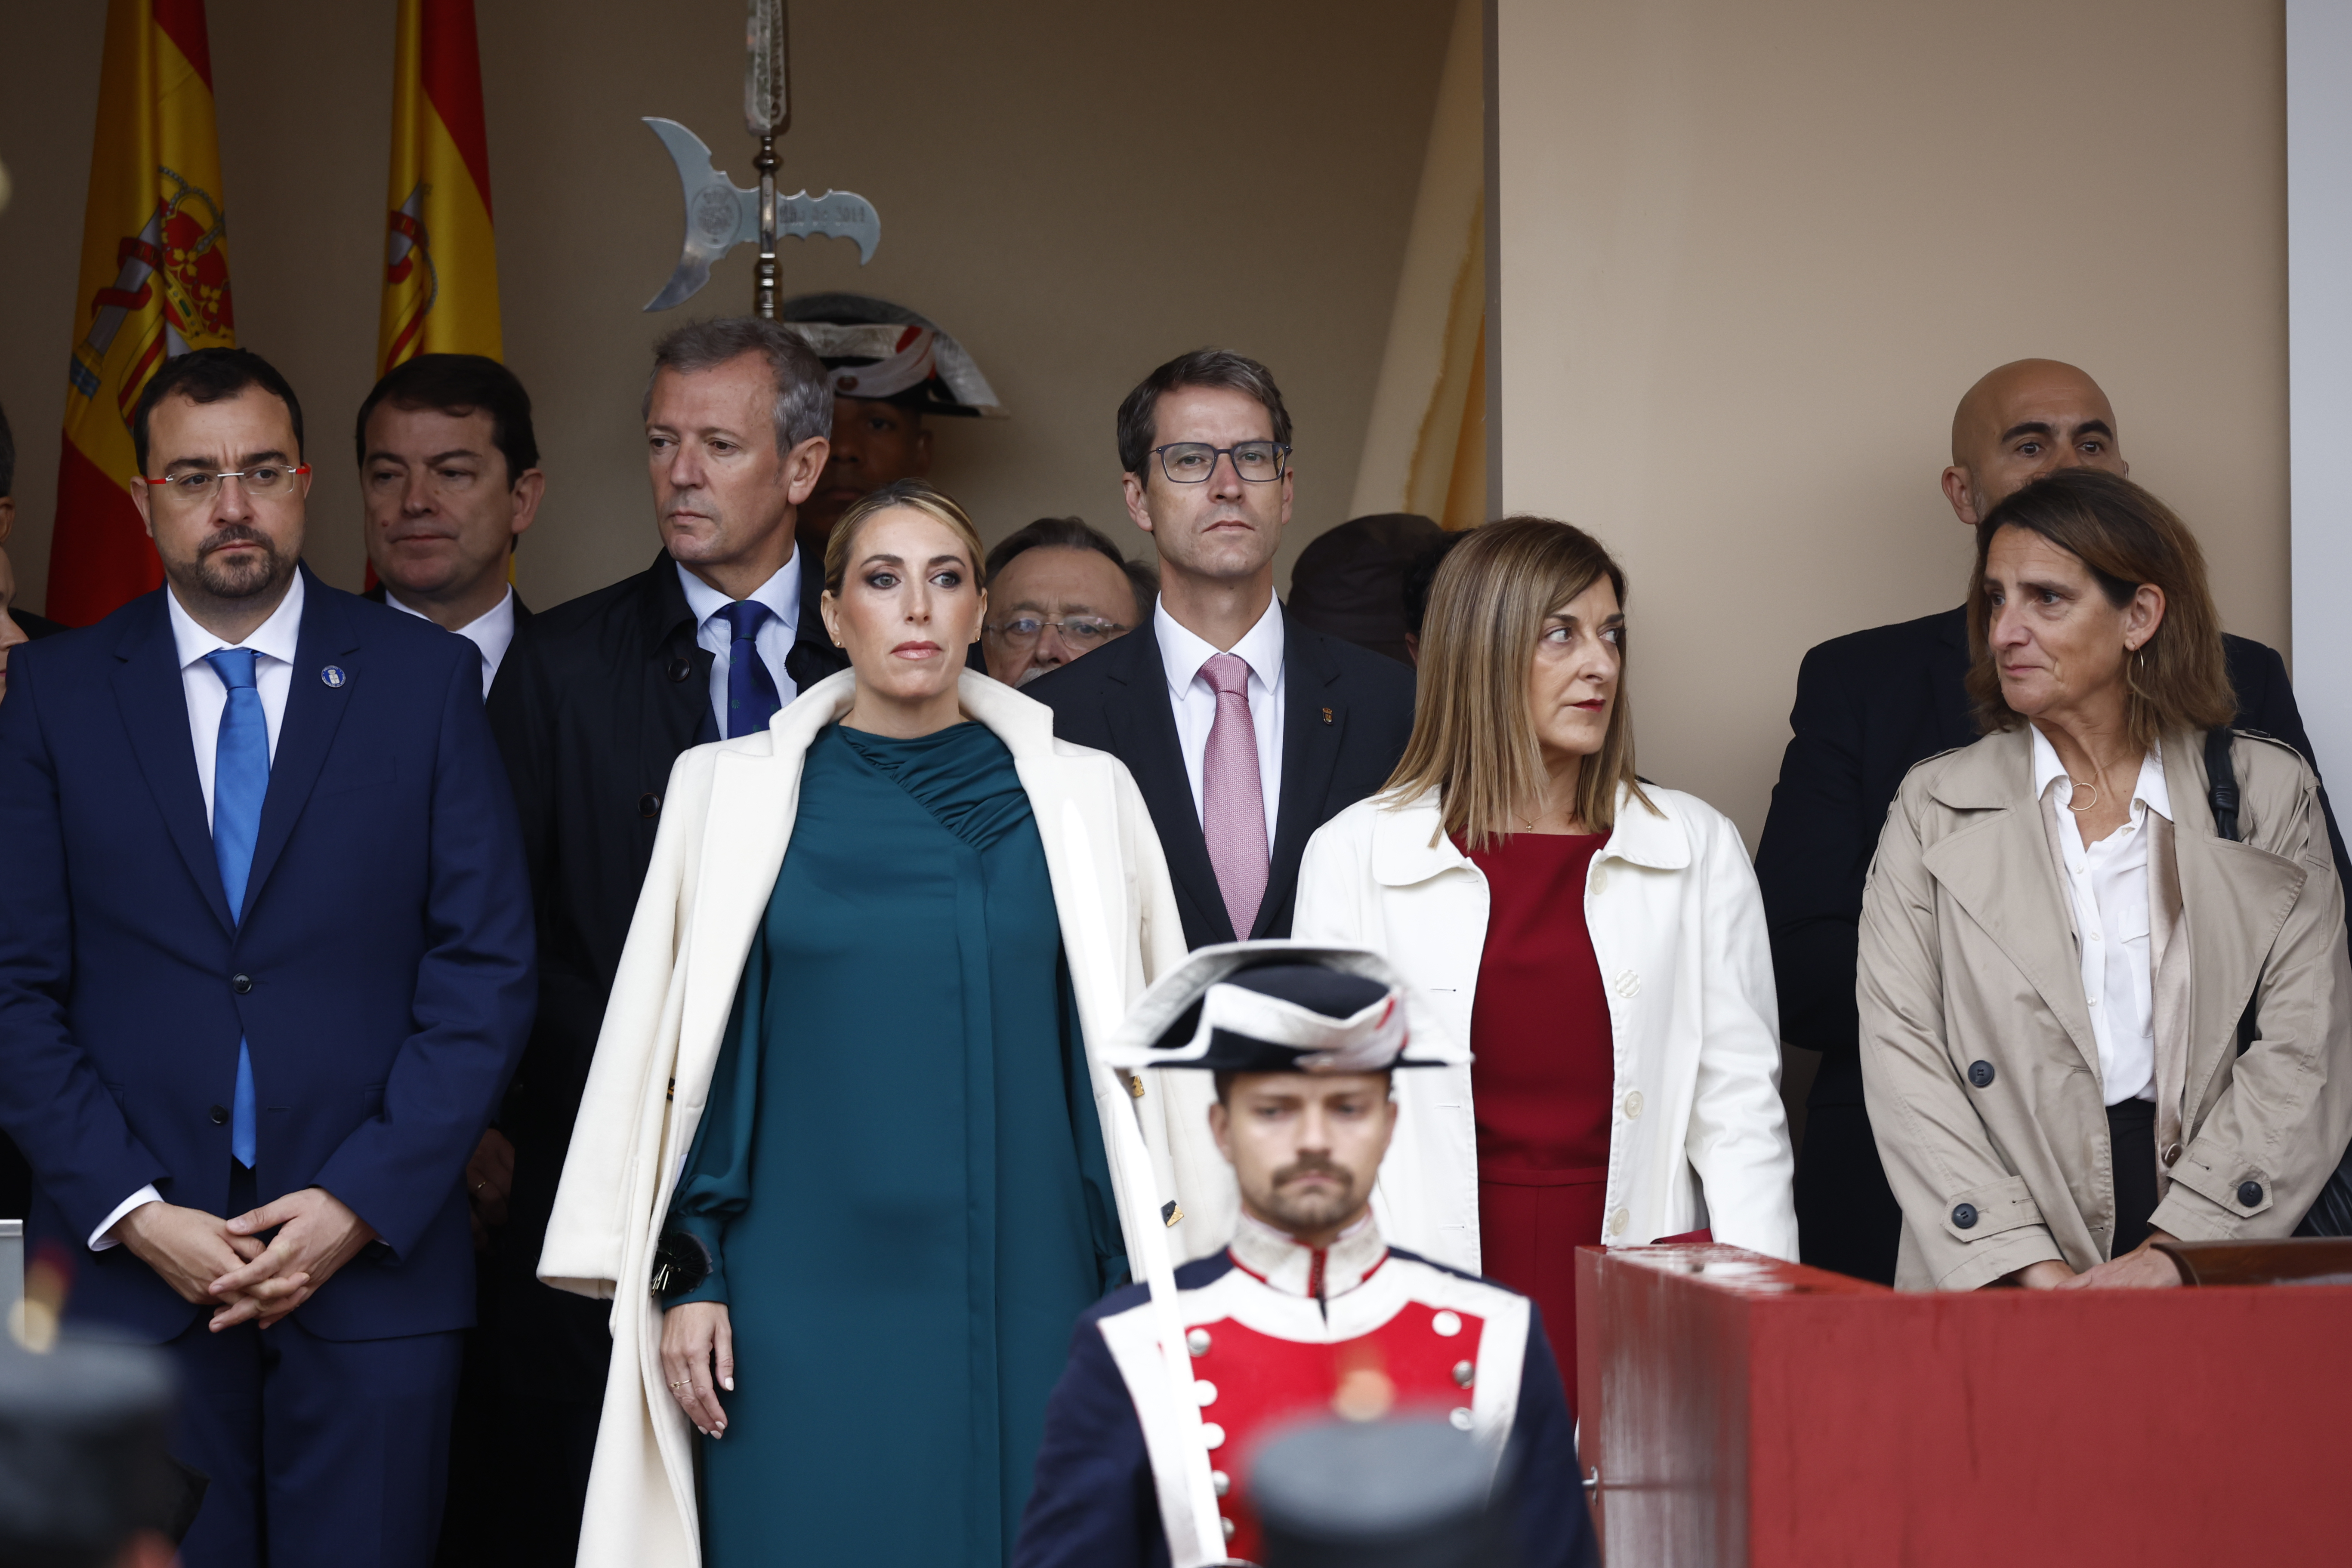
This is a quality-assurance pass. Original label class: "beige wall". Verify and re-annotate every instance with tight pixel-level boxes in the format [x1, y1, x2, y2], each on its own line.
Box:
[1491, 0, 2289, 846]
[0, 0, 1453, 615]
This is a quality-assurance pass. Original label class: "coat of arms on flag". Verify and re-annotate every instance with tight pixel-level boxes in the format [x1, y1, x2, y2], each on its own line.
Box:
[47, 0, 234, 626]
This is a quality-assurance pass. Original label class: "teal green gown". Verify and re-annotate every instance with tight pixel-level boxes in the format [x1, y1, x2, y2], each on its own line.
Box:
[662, 720, 1127, 1567]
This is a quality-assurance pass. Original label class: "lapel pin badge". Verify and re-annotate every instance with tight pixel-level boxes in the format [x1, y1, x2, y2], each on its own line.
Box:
[321, 665, 348, 688]
[1322, 706, 1334, 725]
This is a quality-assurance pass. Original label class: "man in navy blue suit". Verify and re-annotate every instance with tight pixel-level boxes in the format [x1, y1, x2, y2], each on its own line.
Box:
[0, 348, 535, 1566]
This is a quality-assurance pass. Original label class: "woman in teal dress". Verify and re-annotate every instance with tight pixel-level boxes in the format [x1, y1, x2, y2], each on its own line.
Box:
[629, 481, 1191, 1567]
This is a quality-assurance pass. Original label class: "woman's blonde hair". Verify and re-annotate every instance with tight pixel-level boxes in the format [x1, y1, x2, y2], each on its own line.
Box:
[822, 478, 987, 594]
[1380, 516, 1651, 849]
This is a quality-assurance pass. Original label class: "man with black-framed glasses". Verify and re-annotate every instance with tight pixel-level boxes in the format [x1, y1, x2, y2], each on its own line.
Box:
[1026, 348, 1415, 958]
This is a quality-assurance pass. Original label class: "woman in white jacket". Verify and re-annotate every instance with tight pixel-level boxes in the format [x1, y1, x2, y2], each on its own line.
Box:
[536, 482, 1212, 1568]
[1294, 517, 1795, 1408]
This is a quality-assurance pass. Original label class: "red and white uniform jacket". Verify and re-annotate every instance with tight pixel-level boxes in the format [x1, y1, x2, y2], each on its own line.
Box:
[1012, 1214, 1596, 1568]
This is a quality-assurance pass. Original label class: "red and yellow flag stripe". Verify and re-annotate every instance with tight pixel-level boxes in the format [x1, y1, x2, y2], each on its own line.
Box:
[47, 0, 233, 626]
[378, 0, 502, 373]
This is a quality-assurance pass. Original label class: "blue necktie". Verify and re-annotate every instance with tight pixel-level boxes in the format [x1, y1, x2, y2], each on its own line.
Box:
[718, 601, 782, 739]
[204, 648, 266, 1169]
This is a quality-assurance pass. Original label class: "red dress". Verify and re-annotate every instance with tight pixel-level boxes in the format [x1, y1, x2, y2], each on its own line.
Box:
[1459, 831, 1615, 1417]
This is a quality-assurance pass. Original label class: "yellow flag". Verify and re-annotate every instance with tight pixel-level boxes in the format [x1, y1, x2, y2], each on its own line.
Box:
[377, 0, 502, 372]
[48, 0, 234, 625]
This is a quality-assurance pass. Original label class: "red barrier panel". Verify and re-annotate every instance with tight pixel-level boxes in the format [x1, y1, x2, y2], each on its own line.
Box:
[1575, 1244, 2352, 1566]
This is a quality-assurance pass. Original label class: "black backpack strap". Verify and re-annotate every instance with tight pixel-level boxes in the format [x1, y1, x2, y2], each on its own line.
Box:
[2200, 724, 2352, 1236]
[2205, 726, 2241, 844]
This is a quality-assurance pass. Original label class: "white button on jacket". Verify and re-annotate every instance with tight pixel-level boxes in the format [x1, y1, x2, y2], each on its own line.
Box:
[1293, 781, 1800, 1272]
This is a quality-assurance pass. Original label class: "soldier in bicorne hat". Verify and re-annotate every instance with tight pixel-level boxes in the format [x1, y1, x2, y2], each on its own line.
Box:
[1012, 943, 1598, 1568]
[779, 292, 1005, 554]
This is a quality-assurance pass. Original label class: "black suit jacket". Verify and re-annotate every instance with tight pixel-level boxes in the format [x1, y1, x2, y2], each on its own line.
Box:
[482, 550, 843, 1176]
[361, 580, 533, 625]
[1025, 605, 1416, 949]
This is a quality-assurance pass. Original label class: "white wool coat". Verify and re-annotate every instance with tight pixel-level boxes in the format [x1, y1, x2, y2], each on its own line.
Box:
[537, 670, 1227, 1568]
[1294, 782, 1799, 1270]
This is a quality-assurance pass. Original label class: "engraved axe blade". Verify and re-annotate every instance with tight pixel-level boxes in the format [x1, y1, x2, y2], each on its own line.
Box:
[775, 191, 881, 265]
[642, 117, 758, 312]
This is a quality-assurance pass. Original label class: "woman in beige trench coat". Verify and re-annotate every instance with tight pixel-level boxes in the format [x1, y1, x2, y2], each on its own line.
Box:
[1859, 468, 2352, 1293]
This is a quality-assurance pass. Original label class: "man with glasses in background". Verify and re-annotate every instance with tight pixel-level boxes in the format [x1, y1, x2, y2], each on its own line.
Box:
[1026, 348, 1415, 954]
[0, 347, 534, 1565]
[979, 514, 1154, 687]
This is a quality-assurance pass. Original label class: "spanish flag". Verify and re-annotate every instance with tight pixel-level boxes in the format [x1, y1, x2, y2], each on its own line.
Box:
[378, 0, 502, 373]
[46, 0, 233, 626]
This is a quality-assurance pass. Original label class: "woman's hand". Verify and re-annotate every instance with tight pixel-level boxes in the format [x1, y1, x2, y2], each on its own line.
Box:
[661, 1300, 735, 1437]
[2051, 1232, 2184, 1290]
[2005, 1259, 2077, 1289]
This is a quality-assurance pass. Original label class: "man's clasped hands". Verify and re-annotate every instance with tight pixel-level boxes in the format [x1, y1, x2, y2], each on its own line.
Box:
[113, 1188, 380, 1330]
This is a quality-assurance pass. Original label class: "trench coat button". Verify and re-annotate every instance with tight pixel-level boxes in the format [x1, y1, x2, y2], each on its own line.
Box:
[2161, 1142, 2182, 1167]
[638, 792, 662, 819]
[1621, 1090, 1644, 1120]
[1431, 1310, 1463, 1337]
[208, 1105, 229, 1125]
[1967, 1060, 1995, 1089]
[1606, 1208, 1630, 1237]
[2238, 1180, 2265, 1207]
[1951, 1203, 1979, 1229]
[666, 656, 694, 683]
[1195, 1380, 1218, 1407]
[1449, 1407, 1475, 1431]
[1453, 1359, 1475, 1388]
[1212, 1469, 1231, 1497]
[1186, 1328, 1212, 1356]
[1613, 970, 1641, 999]
[231, 973, 253, 994]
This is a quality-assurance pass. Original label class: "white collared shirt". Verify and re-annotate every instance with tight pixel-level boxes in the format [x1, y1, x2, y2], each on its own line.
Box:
[167, 573, 304, 826]
[677, 554, 803, 735]
[1156, 595, 1285, 849]
[100, 576, 308, 1250]
[385, 584, 516, 697]
[2032, 728, 2167, 1106]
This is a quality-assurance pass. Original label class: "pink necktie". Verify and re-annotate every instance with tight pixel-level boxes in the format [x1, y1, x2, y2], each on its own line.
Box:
[1201, 652, 1269, 940]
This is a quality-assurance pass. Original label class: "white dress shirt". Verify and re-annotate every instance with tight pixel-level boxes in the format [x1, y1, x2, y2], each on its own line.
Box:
[96, 577, 308, 1250]
[677, 554, 803, 733]
[1156, 595, 1285, 850]
[2033, 727, 2166, 1106]
[385, 584, 516, 697]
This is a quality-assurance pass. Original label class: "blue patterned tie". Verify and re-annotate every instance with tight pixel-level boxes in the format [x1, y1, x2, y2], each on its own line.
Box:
[204, 649, 266, 1169]
[718, 601, 782, 739]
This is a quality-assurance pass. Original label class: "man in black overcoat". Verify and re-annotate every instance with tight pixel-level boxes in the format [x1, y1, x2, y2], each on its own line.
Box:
[1756, 357, 2348, 1286]
[1025, 350, 1415, 950]
[475, 320, 846, 1565]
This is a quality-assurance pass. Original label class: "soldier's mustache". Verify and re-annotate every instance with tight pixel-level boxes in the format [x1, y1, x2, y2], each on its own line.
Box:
[1273, 1152, 1352, 1189]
